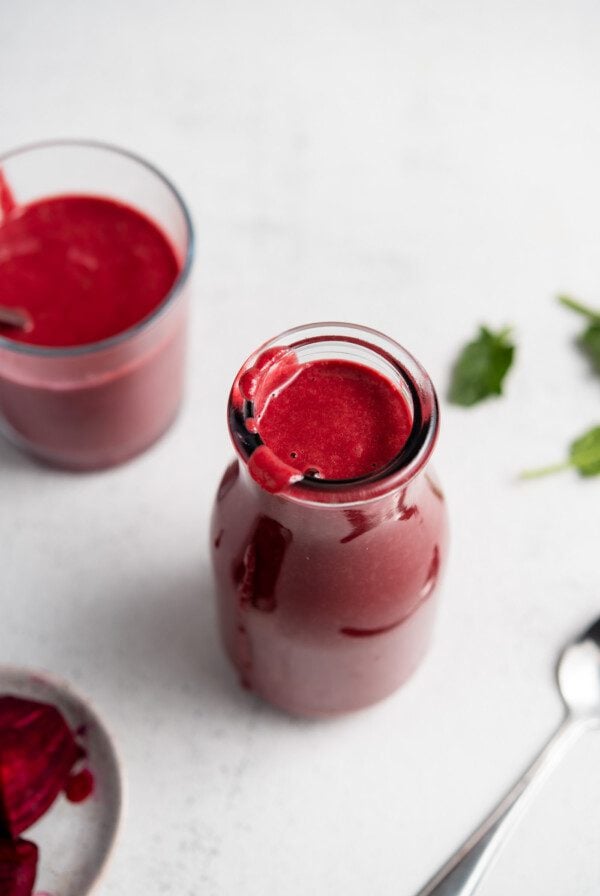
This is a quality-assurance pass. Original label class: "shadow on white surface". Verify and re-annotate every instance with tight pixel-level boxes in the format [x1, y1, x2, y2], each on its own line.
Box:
[0, 432, 39, 473]
[65, 565, 242, 710]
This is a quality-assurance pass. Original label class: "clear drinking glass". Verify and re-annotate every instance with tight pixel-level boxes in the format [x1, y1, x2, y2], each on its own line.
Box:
[0, 139, 194, 470]
[211, 323, 449, 717]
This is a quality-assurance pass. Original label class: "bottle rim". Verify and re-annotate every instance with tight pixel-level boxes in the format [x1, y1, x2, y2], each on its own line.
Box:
[228, 322, 439, 506]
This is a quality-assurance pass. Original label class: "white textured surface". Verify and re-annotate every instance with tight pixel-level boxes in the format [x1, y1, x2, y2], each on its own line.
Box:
[2, 2, 600, 894]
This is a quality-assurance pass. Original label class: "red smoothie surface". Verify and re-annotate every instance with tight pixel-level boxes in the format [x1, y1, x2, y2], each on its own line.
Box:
[254, 358, 412, 481]
[0, 194, 180, 347]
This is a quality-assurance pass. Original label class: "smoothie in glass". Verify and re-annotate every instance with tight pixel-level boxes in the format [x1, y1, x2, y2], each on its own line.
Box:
[0, 140, 193, 470]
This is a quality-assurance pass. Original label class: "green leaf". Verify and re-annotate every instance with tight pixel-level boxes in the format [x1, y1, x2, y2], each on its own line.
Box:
[558, 295, 600, 376]
[447, 326, 515, 407]
[579, 322, 600, 375]
[520, 425, 600, 480]
[570, 426, 600, 476]
[557, 295, 600, 321]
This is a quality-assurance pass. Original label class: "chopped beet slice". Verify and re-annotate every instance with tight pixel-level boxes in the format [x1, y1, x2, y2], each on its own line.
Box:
[0, 696, 78, 837]
[0, 838, 38, 896]
[65, 768, 94, 803]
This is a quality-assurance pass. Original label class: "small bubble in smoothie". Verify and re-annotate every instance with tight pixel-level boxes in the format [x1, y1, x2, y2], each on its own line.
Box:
[304, 467, 321, 479]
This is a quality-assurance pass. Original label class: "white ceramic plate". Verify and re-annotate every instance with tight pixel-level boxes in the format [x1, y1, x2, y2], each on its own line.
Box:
[0, 666, 122, 895]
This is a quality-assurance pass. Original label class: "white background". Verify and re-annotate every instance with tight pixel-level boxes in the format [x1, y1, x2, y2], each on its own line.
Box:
[2, 1, 600, 894]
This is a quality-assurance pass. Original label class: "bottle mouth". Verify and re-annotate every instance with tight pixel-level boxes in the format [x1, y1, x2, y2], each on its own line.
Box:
[228, 322, 439, 504]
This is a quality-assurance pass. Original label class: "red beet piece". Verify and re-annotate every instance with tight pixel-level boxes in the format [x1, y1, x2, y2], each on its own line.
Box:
[0, 838, 38, 896]
[64, 768, 94, 803]
[0, 696, 78, 837]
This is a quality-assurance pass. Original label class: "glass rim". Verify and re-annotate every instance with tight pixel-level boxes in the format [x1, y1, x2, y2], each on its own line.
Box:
[0, 137, 195, 358]
[228, 321, 440, 505]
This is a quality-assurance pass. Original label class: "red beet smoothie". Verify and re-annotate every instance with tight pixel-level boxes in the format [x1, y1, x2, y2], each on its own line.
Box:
[211, 328, 449, 717]
[255, 358, 412, 481]
[0, 191, 188, 469]
[0, 195, 179, 347]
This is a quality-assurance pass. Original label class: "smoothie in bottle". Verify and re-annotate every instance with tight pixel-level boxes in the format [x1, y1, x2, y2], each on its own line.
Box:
[211, 323, 448, 717]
